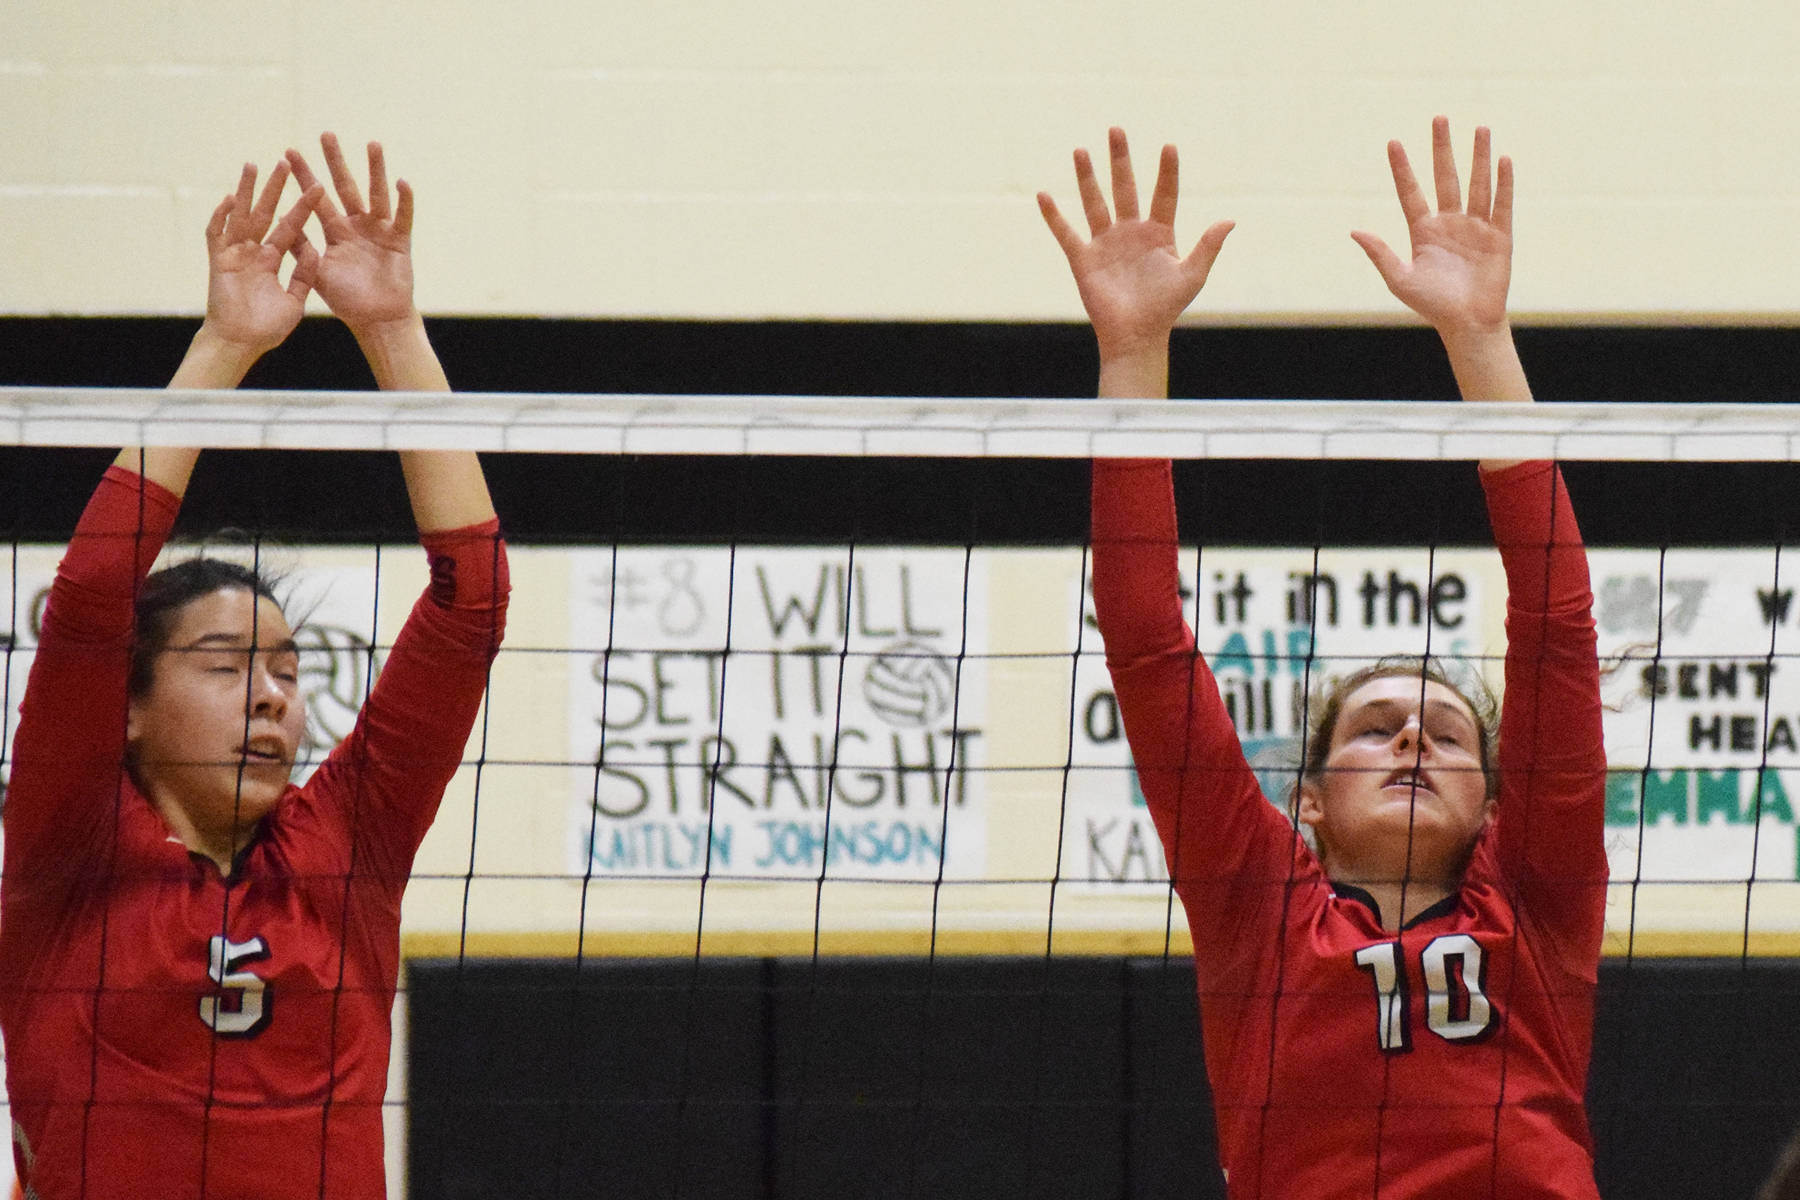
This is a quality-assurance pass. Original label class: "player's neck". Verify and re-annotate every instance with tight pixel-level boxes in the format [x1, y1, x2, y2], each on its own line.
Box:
[1322, 837, 1469, 931]
[148, 793, 254, 876]
[1342, 878, 1457, 932]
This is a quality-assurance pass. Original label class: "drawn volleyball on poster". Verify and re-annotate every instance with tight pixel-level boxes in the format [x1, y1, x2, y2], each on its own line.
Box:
[295, 623, 379, 760]
[862, 639, 958, 728]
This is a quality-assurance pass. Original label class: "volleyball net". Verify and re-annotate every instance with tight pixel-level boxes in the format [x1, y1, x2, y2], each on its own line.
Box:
[3, 389, 1800, 1197]
[3, 389, 1794, 959]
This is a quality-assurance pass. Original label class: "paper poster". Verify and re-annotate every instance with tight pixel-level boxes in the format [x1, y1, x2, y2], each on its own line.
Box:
[566, 547, 988, 882]
[1062, 548, 1496, 889]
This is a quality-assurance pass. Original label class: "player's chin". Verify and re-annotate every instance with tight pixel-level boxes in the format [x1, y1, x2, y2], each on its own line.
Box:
[229, 770, 292, 819]
[1369, 786, 1445, 818]
[1366, 796, 1459, 838]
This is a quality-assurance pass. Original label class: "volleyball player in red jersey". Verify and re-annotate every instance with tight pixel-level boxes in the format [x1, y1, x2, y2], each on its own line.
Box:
[0, 135, 508, 1199]
[1040, 118, 1607, 1197]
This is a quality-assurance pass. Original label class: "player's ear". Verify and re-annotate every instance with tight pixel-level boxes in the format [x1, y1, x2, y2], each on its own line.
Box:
[1296, 779, 1326, 829]
[1295, 781, 1332, 871]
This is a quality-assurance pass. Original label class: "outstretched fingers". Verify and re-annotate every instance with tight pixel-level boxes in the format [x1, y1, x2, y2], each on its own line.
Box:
[1147, 143, 1180, 229]
[285, 147, 352, 242]
[205, 193, 235, 252]
[1466, 125, 1493, 222]
[366, 141, 391, 222]
[287, 236, 320, 303]
[283, 147, 321, 198]
[244, 160, 290, 243]
[1492, 155, 1514, 236]
[393, 178, 414, 237]
[1073, 147, 1110, 236]
[264, 185, 321, 256]
[1387, 139, 1430, 229]
[1430, 114, 1461, 214]
[1350, 229, 1406, 291]
[1037, 192, 1085, 260]
[1181, 219, 1236, 288]
[1107, 126, 1140, 222]
[320, 131, 367, 215]
[1041, 129, 1224, 271]
[214, 162, 259, 246]
[231, 162, 257, 220]
[212, 161, 294, 249]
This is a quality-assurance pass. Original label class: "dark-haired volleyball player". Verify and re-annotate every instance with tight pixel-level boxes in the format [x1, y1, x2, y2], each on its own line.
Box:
[0, 135, 507, 1199]
[1039, 119, 1607, 1196]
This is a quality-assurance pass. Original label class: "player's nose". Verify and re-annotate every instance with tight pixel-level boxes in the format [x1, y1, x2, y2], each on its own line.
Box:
[249, 663, 288, 719]
[1391, 712, 1423, 753]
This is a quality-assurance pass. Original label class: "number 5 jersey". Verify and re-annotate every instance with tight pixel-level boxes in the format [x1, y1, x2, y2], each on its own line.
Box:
[1091, 458, 1607, 1200]
[0, 465, 508, 1200]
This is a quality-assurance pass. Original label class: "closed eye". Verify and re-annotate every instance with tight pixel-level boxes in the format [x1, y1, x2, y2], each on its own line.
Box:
[1428, 720, 1476, 747]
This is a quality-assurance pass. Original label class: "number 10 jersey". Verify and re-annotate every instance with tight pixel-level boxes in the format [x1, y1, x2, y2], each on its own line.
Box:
[1092, 458, 1608, 1200]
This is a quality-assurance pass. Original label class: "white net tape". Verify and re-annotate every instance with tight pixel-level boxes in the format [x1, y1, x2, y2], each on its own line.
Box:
[3, 387, 1797, 460]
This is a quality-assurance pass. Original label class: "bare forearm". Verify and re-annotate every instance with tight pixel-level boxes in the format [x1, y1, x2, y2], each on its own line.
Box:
[360, 313, 496, 532]
[108, 447, 199, 499]
[1097, 338, 1171, 400]
[133, 321, 266, 497]
[352, 310, 448, 393]
[399, 452, 496, 533]
[1441, 324, 1531, 406]
[167, 321, 266, 391]
[1440, 324, 1532, 472]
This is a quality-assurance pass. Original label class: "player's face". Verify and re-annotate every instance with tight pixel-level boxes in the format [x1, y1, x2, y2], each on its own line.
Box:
[1297, 676, 1490, 879]
[127, 587, 306, 851]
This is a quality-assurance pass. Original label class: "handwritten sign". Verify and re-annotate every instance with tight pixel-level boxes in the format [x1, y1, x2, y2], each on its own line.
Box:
[565, 547, 988, 881]
[1063, 548, 1494, 890]
[1592, 549, 1800, 885]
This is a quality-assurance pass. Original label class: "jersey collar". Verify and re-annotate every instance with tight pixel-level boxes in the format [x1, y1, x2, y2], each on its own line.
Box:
[1330, 880, 1461, 931]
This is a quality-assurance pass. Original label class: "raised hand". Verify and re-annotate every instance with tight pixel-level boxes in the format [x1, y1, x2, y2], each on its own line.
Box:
[200, 161, 319, 358]
[284, 133, 417, 333]
[162, 161, 316, 481]
[1352, 116, 1513, 336]
[1039, 128, 1234, 365]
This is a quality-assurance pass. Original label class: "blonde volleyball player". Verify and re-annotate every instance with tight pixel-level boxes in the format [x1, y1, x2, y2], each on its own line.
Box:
[1040, 118, 1606, 1197]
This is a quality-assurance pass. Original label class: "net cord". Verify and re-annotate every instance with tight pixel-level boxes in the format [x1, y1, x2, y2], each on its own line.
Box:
[2, 389, 1797, 462]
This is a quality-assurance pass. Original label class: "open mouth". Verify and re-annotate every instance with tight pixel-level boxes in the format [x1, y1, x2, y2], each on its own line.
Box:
[238, 738, 289, 765]
[1381, 770, 1436, 799]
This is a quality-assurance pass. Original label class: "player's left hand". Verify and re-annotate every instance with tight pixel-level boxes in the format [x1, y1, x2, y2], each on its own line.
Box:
[284, 133, 417, 333]
[1352, 116, 1512, 337]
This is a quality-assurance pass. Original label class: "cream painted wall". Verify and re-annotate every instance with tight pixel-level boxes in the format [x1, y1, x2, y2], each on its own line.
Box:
[3, 1, 1799, 320]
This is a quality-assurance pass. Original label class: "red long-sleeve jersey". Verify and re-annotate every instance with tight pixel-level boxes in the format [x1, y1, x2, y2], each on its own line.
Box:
[1093, 458, 1607, 1199]
[1, 465, 508, 1200]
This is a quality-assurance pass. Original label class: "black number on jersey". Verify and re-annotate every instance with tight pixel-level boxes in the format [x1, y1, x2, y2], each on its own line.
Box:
[199, 935, 272, 1038]
[1354, 933, 1494, 1053]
